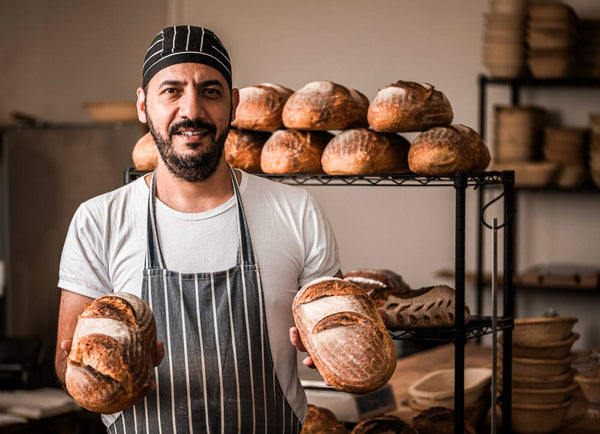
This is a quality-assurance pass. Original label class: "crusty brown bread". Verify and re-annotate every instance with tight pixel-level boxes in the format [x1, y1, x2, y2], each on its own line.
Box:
[343, 269, 411, 307]
[224, 128, 270, 173]
[301, 404, 348, 433]
[368, 81, 453, 133]
[321, 129, 411, 175]
[412, 407, 476, 434]
[231, 83, 294, 132]
[282, 81, 369, 131]
[132, 132, 158, 171]
[65, 293, 156, 414]
[351, 415, 417, 433]
[260, 129, 333, 174]
[408, 124, 491, 176]
[292, 277, 397, 394]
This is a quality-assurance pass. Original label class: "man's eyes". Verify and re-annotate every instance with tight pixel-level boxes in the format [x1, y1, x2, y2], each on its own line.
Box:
[202, 88, 221, 98]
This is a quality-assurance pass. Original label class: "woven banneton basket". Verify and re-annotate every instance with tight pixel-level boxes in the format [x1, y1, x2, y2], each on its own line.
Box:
[509, 332, 579, 359]
[511, 399, 573, 433]
[512, 381, 578, 405]
[511, 353, 577, 378]
[513, 317, 577, 347]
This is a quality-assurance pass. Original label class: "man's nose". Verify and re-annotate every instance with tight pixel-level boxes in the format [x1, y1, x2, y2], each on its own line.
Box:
[179, 91, 206, 119]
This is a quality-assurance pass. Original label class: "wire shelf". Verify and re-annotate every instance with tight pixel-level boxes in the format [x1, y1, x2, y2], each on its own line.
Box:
[388, 316, 513, 342]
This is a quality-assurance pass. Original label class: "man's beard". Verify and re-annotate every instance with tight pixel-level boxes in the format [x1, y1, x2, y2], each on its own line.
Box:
[146, 110, 230, 183]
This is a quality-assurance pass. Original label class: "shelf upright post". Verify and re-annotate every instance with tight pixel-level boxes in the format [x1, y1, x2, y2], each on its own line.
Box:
[502, 170, 515, 433]
[454, 172, 467, 434]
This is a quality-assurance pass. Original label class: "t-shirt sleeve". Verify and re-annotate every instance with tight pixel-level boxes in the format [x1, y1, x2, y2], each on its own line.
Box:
[298, 193, 341, 287]
[58, 202, 112, 299]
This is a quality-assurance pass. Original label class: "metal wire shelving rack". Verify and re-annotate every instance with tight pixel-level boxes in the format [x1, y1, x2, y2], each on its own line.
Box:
[124, 167, 516, 433]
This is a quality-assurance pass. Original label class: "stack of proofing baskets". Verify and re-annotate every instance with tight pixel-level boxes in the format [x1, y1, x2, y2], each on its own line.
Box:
[500, 317, 579, 433]
[590, 114, 600, 188]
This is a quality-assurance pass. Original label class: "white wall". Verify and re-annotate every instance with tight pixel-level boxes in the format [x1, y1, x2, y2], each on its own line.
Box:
[1, 0, 599, 348]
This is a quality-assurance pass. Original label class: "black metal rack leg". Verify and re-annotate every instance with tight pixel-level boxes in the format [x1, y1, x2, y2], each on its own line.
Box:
[454, 173, 467, 434]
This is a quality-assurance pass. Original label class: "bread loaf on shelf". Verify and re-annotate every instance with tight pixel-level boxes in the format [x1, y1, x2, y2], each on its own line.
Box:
[301, 404, 348, 433]
[231, 83, 294, 132]
[412, 407, 476, 434]
[380, 285, 471, 329]
[408, 124, 491, 175]
[367, 81, 453, 133]
[351, 415, 417, 433]
[292, 277, 397, 394]
[260, 129, 333, 174]
[65, 292, 156, 414]
[224, 128, 270, 173]
[132, 132, 158, 171]
[321, 128, 411, 175]
[282, 81, 369, 131]
[343, 269, 411, 307]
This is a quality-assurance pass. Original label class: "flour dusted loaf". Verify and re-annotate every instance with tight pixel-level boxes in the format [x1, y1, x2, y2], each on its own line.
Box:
[343, 269, 411, 307]
[282, 81, 369, 131]
[412, 407, 476, 434]
[301, 404, 348, 433]
[368, 81, 453, 133]
[260, 129, 333, 174]
[224, 128, 270, 173]
[321, 128, 411, 175]
[292, 277, 397, 394]
[132, 132, 158, 171]
[408, 124, 491, 175]
[231, 83, 294, 132]
[351, 415, 417, 433]
[65, 292, 156, 414]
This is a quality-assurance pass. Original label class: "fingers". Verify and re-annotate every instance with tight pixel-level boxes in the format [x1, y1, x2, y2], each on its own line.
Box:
[155, 341, 165, 366]
[289, 327, 307, 352]
[60, 339, 73, 355]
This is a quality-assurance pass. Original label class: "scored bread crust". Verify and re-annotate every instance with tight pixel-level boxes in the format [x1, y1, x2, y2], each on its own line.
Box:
[65, 293, 156, 414]
[367, 81, 453, 133]
[282, 81, 369, 131]
[292, 277, 396, 394]
[352, 415, 418, 433]
[231, 83, 294, 132]
[260, 129, 333, 174]
[343, 268, 411, 307]
[321, 128, 411, 175]
[224, 128, 270, 173]
[408, 124, 490, 176]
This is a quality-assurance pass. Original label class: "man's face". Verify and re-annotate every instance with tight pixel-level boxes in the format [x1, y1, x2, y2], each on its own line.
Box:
[137, 62, 239, 182]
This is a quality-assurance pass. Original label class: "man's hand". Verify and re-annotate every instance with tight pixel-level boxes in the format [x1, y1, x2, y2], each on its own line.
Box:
[289, 327, 316, 369]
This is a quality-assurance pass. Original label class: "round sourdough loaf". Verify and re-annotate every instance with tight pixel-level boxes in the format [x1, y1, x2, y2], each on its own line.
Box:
[65, 293, 156, 414]
[368, 81, 453, 133]
[282, 81, 369, 131]
[132, 132, 158, 171]
[224, 128, 270, 173]
[260, 129, 333, 174]
[321, 128, 411, 175]
[231, 83, 294, 132]
[302, 404, 348, 433]
[408, 124, 490, 175]
[292, 277, 397, 394]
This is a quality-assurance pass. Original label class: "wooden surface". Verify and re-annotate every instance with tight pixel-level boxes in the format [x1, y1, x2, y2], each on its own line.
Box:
[387, 343, 599, 433]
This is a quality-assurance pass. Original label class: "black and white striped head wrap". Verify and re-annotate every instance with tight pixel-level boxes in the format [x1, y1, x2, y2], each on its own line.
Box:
[142, 25, 232, 89]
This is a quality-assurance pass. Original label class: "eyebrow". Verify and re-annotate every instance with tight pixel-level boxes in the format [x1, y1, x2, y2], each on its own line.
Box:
[158, 79, 224, 89]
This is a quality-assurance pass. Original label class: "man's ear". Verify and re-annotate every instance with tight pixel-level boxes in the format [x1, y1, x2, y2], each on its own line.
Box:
[230, 87, 240, 122]
[136, 87, 147, 123]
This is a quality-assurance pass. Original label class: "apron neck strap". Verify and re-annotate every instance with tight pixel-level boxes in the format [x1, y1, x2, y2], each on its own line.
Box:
[145, 166, 257, 270]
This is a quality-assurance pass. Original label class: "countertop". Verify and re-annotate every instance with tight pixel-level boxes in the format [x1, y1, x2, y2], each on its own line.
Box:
[386, 343, 599, 433]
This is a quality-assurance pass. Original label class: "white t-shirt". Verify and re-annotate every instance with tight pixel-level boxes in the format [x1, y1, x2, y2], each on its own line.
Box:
[58, 170, 340, 424]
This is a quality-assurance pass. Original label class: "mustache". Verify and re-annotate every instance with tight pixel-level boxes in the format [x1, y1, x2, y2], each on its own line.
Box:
[168, 119, 217, 136]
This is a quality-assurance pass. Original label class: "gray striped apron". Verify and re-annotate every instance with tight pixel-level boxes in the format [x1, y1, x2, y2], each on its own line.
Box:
[109, 168, 302, 433]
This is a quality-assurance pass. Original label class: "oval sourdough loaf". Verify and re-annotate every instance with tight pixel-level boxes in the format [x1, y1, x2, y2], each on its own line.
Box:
[260, 129, 333, 174]
[225, 128, 270, 173]
[231, 83, 294, 132]
[292, 277, 397, 394]
[408, 124, 491, 175]
[282, 81, 369, 131]
[367, 81, 453, 133]
[65, 292, 156, 414]
[132, 132, 158, 171]
[321, 128, 411, 175]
